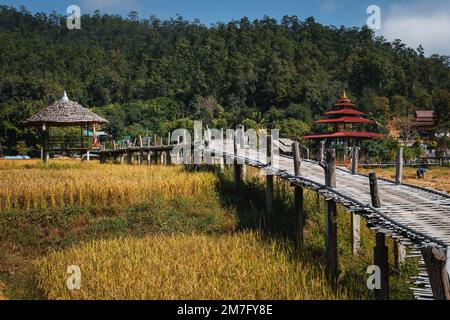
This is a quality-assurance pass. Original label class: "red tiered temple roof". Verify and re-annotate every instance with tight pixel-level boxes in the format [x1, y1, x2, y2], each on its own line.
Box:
[303, 92, 383, 140]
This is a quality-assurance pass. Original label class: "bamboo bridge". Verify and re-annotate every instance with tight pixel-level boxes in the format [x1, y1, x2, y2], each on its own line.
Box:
[99, 134, 450, 300]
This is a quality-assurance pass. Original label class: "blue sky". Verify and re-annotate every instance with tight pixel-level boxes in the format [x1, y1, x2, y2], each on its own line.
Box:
[1, 0, 450, 55]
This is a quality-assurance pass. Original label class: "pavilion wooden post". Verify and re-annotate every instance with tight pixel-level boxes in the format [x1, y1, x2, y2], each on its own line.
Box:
[233, 133, 242, 192]
[420, 245, 450, 300]
[369, 172, 389, 300]
[266, 134, 274, 219]
[43, 127, 49, 164]
[324, 148, 338, 285]
[395, 147, 403, 185]
[292, 141, 304, 248]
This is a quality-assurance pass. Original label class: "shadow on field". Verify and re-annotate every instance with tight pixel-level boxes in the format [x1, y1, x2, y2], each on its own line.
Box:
[183, 164, 326, 262]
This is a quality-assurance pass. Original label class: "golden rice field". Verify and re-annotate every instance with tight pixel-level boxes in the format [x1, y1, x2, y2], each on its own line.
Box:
[0, 160, 216, 211]
[36, 233, 343, 300]
[0, 159, 417, 300]
[359, 166, 450, 193]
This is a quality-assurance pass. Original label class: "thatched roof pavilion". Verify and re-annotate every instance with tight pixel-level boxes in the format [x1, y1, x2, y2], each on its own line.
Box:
[25, 91, 108, 126]
[25, 92, 108, 163]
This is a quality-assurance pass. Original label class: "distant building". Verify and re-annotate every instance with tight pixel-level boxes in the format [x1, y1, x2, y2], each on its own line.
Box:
[303, 92, 383, 144]
[413, 110, 436, 137]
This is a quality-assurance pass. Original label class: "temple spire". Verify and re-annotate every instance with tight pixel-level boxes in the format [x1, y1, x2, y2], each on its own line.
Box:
[62, 91, 69, 102]
[341, 90, 348, 99]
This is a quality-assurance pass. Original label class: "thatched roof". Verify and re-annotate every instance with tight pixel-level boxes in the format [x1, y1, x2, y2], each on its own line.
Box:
[25, 92, 108, 126]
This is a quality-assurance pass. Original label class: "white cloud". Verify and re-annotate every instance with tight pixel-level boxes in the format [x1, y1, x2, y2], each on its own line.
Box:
[380, 1, 450, 56]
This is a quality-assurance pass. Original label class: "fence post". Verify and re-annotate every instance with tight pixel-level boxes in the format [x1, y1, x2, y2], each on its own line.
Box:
[395, 147, 403, 185]
[369, 172, 389, 300]
[318, 140, 325, 164]
[266, 134, 274, 218]
[324, 148, 337, 285]
[351, 146, 359, 175]
[292, 142, 304, 248]
[420, 245, 450, 300]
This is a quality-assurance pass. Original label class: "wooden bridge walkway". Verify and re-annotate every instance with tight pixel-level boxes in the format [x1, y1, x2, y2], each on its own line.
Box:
[99, 136, 450, 300]
[208, 139, 450, 248]
[208, 139, 450, 300]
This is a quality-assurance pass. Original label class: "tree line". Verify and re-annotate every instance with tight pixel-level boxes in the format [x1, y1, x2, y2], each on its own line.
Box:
[0, 5, 449, 159]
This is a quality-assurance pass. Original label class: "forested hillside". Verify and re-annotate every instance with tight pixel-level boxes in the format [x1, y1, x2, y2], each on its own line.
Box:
[0, 5, 449, 155]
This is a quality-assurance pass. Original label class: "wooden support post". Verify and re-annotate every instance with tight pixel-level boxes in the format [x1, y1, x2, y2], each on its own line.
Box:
[351, 147, 359, 175]
[147, 152, 151, 166]
[86, 151, 90, 162]
[233, 134, 241, 192]
[369, 172, 389, 300]
[44, 151, 49, 164]
[127, 150, 132, 165]
[395, 147, 403, 185]
[165, 151, 172, 165]
[292, 142, 304, 248]
[324, 148, 337, 285]
[266, 135, 274, 218]
[351, 213, 360, 256]
[394, 241, 406, 269]
[420, 245, 450, 300]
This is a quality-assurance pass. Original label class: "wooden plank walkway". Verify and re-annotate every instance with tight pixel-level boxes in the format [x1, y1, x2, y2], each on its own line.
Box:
[208, 140, 450, 248]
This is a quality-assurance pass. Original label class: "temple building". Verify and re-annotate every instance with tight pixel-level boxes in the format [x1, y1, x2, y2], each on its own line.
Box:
[413, 110, 436, 138]
[303, 92, 384, 144]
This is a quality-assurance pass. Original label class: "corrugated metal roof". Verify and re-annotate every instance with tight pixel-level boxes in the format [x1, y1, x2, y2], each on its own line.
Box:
[303, 132, 384, 139]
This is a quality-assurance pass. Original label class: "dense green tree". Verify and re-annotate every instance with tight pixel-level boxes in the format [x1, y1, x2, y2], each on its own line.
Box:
[0, 5, 448, 154]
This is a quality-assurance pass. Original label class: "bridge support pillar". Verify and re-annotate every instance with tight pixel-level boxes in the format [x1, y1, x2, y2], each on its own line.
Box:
[266, 175, 274, 217]
[420, 245, 450, 300]
[374, 232, 389, 300]
[394, 241, 406, 269]
[265, 135, 274, 218]
[127, 150, 132, 165]
[44, 151, 49, 165]
[233, 134, 242, 192]
[351, 213, 360, 256]
[369, 172, 389, 300]
[323, 148, 338, 286]
[292, 142, 304, 248]
[325, 199, 338, 284]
